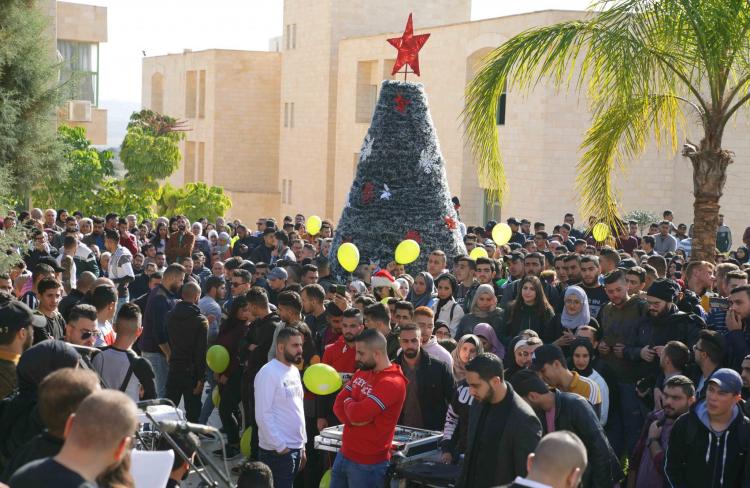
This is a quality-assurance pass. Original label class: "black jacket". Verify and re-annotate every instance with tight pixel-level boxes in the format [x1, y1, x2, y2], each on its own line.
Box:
[539, 391, 621, 487]
[665, 399, 750, 488]
[0, 430, 62, 482]
[394, 350, 455, 431]
[625, 304, 704, 377]
[457, 384, 541, 488]
[166, 301, 209, 382]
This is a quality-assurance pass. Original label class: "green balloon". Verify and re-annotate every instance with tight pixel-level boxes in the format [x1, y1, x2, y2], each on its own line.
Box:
[319, 469, 332, 488]
[303, 363, 342, 395]
[206, 345, 230, 373]
[212, 387, 220, 407]
[240, 427, 253, 457]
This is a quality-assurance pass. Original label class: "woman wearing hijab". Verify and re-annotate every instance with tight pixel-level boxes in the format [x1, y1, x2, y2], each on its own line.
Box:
[544, 285, 599, 351]
[455, 284, 504, 340]
[472, 322, 505, 359]
[347, 280, 368, 297]
[735, 246, 749, 264]
[213, 232, 232, 262]
[434, 321, 452, 341]
[0, 341, 81, 463]
[504, 335, 543, 382]
[407, 272, 437, 309]
[569, 338, 610, 425]
[432, 273, 465, 337]
[441, 334, 483, 465]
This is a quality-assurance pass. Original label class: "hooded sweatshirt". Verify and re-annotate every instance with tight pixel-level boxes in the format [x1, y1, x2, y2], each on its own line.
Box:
[665, 400, 750, 488]
[333, 363, 407, 464]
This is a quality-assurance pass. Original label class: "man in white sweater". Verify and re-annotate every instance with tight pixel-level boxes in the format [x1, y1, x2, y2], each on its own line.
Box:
[254, 326, 307, 488]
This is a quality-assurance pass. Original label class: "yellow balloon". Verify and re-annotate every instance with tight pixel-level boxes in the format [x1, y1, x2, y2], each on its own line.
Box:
[394, 239, 420, 265]
[592, 223, 610, 242]
[240, 427, 253, 457]
[319, 469, 332, 488]
[381, 297, 390, 305]
[303, 363, 343, 395]
[470, 247, 488, 260]
[492, 223, 512, 245]
[337, 243, 360, 273]
[307, 215, 322, 236]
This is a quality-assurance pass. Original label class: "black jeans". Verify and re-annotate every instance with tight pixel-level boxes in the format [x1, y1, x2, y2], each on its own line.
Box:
[166, 370, 202, 422]
[219, 370, 243, 444]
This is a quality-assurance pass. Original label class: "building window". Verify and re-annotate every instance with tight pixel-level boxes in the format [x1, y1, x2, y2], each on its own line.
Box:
[284, 103, 289, 127]
[290, 102, 295, 128]
[150, 73, 164, 113]
[185, 71, 197, 118]
[483, 189, 502, 223]
[496, 83, 507, 125]
[292, 24, 297, 49]
[57, 40, 100, 105]
[184, 141, 196, 183]
[197, 142, 205, 181]
[198, 70, 206, 119]
[382, 59, 397, 81]
[356, 61, 378, 123]
[282, 179, 287, 204]
[288, 179, 293, 205]
[285, 24, 297, 50]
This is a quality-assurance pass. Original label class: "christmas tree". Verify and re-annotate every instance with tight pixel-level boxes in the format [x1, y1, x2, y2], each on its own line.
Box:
[329, 79, 466, 279]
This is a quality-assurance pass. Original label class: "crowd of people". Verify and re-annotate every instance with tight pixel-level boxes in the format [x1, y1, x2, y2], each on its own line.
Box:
[0, 205, 750, 488]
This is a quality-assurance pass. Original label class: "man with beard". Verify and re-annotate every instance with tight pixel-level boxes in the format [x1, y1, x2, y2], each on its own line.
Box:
[139, 263, 185, 398]
[393, 324, 455, 431]
[578, 256, 609, 318]
[317, 308, 364, 432]
[628, 375, 696, 488]
[331, 329, 407, 487]
[0, 293, 44, 399]
[457, 353, 541, 488]
[254, 327, 307, 488]
[626, 279, 704, 380]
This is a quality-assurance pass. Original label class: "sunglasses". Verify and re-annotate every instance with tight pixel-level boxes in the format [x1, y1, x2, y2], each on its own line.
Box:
[80, 329, 98, 340]
[231, 282, 245, 288]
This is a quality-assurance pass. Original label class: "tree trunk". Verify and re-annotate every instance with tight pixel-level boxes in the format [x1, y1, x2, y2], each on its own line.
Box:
[684, 139, 732, 263]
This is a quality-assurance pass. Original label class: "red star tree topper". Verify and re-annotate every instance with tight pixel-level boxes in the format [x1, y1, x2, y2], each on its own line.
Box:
[388, 13, 430, 78]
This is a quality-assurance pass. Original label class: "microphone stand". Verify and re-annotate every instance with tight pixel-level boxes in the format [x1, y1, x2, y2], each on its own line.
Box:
[141, 401, 233, 487]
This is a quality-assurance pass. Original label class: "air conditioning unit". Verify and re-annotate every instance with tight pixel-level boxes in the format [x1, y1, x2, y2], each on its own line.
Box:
[67, 100, 92, 122]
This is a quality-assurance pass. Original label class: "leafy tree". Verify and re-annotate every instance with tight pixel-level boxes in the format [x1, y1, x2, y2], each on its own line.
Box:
[32, 126, 114, 214]
[0, 0, 65, 202]
[623, 209, 661, 235]
[120, 110, 185, 192]
[465, 0, 750, 261]
[156, 182, 232, 222]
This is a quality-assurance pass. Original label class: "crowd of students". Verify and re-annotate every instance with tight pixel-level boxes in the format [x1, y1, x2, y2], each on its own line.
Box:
[0, 205, 749, 488]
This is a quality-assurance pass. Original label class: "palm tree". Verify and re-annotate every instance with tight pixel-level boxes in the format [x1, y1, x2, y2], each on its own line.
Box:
[465, 0, 749, 262]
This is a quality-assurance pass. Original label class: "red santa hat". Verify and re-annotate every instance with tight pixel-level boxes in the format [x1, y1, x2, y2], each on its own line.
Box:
[371, 269, 396, 290]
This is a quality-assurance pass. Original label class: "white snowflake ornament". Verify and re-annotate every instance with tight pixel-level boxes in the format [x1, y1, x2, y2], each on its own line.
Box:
[359, 133, 374, 163]
[380, 184, 391, 200]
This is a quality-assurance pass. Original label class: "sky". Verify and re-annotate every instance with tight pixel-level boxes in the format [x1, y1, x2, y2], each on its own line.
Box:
[66, 0, 593, 145]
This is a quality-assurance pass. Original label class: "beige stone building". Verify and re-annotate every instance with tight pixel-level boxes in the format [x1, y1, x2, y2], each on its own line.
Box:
[142, 2, 750, 232]
[51, 1, 108, 145]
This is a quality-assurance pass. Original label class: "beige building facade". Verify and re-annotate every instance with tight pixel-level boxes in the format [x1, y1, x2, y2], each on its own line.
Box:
[53, 1, 108, 145]
[141, 50, 282, 221]
[143, 3, 750, 231]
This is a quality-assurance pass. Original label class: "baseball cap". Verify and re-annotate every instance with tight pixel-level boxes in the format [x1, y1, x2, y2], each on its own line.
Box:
[707, 368, 742, 395]
[530, 344, 566, 371]
[267, 267, 288, 282]
[507, 217, 520, 226]
[0, 299, 47, 335]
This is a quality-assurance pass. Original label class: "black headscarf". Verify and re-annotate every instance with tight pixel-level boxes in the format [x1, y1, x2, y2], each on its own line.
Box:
[568, 338, 595, 377]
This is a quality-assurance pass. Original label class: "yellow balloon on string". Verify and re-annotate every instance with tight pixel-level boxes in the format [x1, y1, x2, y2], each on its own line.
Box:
[492, 223, 512, 245]
[470, 247, 488, 260]
[307, 215, 322, 236]
[592, 223, 610, 242]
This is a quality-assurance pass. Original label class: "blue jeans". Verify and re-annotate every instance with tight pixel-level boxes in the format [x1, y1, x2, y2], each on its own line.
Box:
[606, 382, 647, 457]
[143, 351, 168, 399]
[330, 453, 389, 488]
[258, 448, 302, 488]
[198, 372, 216, 425]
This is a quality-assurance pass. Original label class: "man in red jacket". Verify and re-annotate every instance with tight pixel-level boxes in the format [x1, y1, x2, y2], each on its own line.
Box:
[317, 308, 364, 432]
[332, 329, 406, 488]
